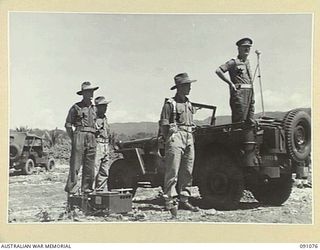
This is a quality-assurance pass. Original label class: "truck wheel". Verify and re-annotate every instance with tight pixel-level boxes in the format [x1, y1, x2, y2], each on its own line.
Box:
[198, 149, 244, 210]
[250, 174, 293, 205]
[107, 159, 138, 197]
[283, 109, 311, 163]
[22, 159, 35, 175]
[45, 158, 55, 171]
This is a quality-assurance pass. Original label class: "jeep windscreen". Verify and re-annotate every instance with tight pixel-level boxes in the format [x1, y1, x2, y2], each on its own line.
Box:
[191, 102, 217, 126]
[24, 137, 36, 151]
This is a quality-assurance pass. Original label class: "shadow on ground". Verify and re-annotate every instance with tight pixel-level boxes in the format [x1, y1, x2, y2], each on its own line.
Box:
[133, 196, 261, 211]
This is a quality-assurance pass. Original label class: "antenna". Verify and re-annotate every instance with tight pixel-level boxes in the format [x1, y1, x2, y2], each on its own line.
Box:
[253, 50, 265, 116]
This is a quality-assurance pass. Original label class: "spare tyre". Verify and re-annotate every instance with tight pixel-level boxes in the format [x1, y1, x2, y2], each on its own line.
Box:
[107, 159, 138, 197]
[10, 143, 21, 161]
[283, 109, 311, 163]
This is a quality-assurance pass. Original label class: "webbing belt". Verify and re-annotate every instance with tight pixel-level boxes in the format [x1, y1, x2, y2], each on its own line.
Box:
[96, 138, 109, 143]
[236, 83, 253, 89]
[177, 125, 193, 133]
[75, 126, 96, 133]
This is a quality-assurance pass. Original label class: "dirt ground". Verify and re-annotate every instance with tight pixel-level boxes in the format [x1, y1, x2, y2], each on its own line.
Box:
[8, 163, 313, 224]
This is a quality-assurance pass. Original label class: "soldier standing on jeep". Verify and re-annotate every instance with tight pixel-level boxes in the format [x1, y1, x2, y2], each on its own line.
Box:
[159, 73, 200, 217]
[94, 96, 111, 192]
[215, 37, 255, 124]
[64, 81, 98, 194]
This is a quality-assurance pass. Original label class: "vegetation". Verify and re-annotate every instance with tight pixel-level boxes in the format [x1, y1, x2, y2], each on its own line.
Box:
[10, 127, 156, 164]
[10, 108, 310, 164]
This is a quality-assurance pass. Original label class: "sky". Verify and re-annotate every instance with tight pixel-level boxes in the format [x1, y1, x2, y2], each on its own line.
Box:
[9, 13, 312, 130]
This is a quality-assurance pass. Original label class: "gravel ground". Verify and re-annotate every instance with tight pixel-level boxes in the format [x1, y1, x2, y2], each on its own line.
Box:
[8, 164, 313, 224]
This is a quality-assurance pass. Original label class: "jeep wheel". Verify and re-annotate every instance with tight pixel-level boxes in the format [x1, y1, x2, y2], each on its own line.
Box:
[198, 149, 244, 210]
[250, 174, 293, 206]
[45, 158, 55, 171]
[22, 159, 35, 175]
[283, 109, 311, 163]
[107, 159, 138, 196]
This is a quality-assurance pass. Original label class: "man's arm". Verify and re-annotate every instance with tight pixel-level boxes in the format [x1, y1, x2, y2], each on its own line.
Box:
[159, 103, 170, 139]
[65, 106, 75, 140]
[159, 102, 173, 139]
[215, 67, 237, 92]
[65, 127, 74, 140]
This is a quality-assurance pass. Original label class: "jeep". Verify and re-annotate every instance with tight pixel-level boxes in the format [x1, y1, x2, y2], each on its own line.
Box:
[10, 132, 55, 175]
[107, 105, 311, 210]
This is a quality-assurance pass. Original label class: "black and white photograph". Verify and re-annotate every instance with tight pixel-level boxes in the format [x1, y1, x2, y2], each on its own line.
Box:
[8, 11, 312, 227]
[6, 8, 315, 244]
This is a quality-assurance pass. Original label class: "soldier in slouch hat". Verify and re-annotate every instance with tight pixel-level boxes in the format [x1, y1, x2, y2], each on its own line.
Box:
[159, 73, 200, 216]
[94, 96, 112, 191]
[64, 81, 99, 194]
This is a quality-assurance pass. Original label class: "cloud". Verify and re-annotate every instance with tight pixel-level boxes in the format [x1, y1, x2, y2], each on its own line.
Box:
[108, 109, 130, 123]
[11, 108, 58, 130]
[109, 108, 160, 123]
[145, 113, 159, 122]
[255, 89, 310, 113]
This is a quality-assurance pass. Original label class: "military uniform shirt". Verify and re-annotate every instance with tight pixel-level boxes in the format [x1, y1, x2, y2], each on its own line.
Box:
[96, 116, 110, 140]
[65, 100, 96, 128]
[160, 96, 195, 126]
[64, 99, 97, 194]
[219, 57, 253, 85]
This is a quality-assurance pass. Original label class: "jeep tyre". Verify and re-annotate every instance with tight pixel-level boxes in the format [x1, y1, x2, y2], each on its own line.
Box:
[283, 109, 311, 163]
[10, 143, 21, 161]
[107, 159, 138, 196]
[198, 149, 244, 210]
[45, 158, 55, 171]
[22, 158, 35, 175]
[250, 174, 293, 205]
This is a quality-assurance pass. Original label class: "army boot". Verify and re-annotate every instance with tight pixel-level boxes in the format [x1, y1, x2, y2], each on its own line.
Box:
[164, 196, 178, 218]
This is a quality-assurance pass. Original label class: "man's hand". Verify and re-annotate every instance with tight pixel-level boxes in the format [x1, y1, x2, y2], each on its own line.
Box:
[216, 68, 236, 92]
[169, 124, 178, 134]
[229, 83, 237, 93]
[65, 127, 74, 142]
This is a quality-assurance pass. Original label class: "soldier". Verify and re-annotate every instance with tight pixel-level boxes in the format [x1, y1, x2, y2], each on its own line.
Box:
[159, 73, 200, 216]
[94, 96, 111, 191]
[215, 37, 255, 124]
[64, 81, 98, 194]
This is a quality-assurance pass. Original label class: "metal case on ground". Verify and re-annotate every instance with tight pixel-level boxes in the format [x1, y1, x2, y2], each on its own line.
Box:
[68, 189, 132, 214]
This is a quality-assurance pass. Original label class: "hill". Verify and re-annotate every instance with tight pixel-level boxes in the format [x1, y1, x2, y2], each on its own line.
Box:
[10, 108, 311, 139]
[110, 122, 158, 137]
[110, 108, 311, 136]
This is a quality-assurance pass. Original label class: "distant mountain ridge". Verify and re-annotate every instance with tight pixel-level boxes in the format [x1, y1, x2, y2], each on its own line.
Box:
[110, 122, 158, 137]
[110, 108, 311, 137]
[11, 108, 311, 138]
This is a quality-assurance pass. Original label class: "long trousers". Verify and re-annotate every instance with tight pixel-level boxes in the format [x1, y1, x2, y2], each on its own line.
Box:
[94, 142, 109, 190]
[163, 130, 194, 203]
[65, 131, 96, 194]
[230, 88, 255, 123]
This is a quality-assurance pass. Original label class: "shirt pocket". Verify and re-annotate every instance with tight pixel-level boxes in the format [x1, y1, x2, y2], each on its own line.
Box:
[235, 65, 246, 77]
